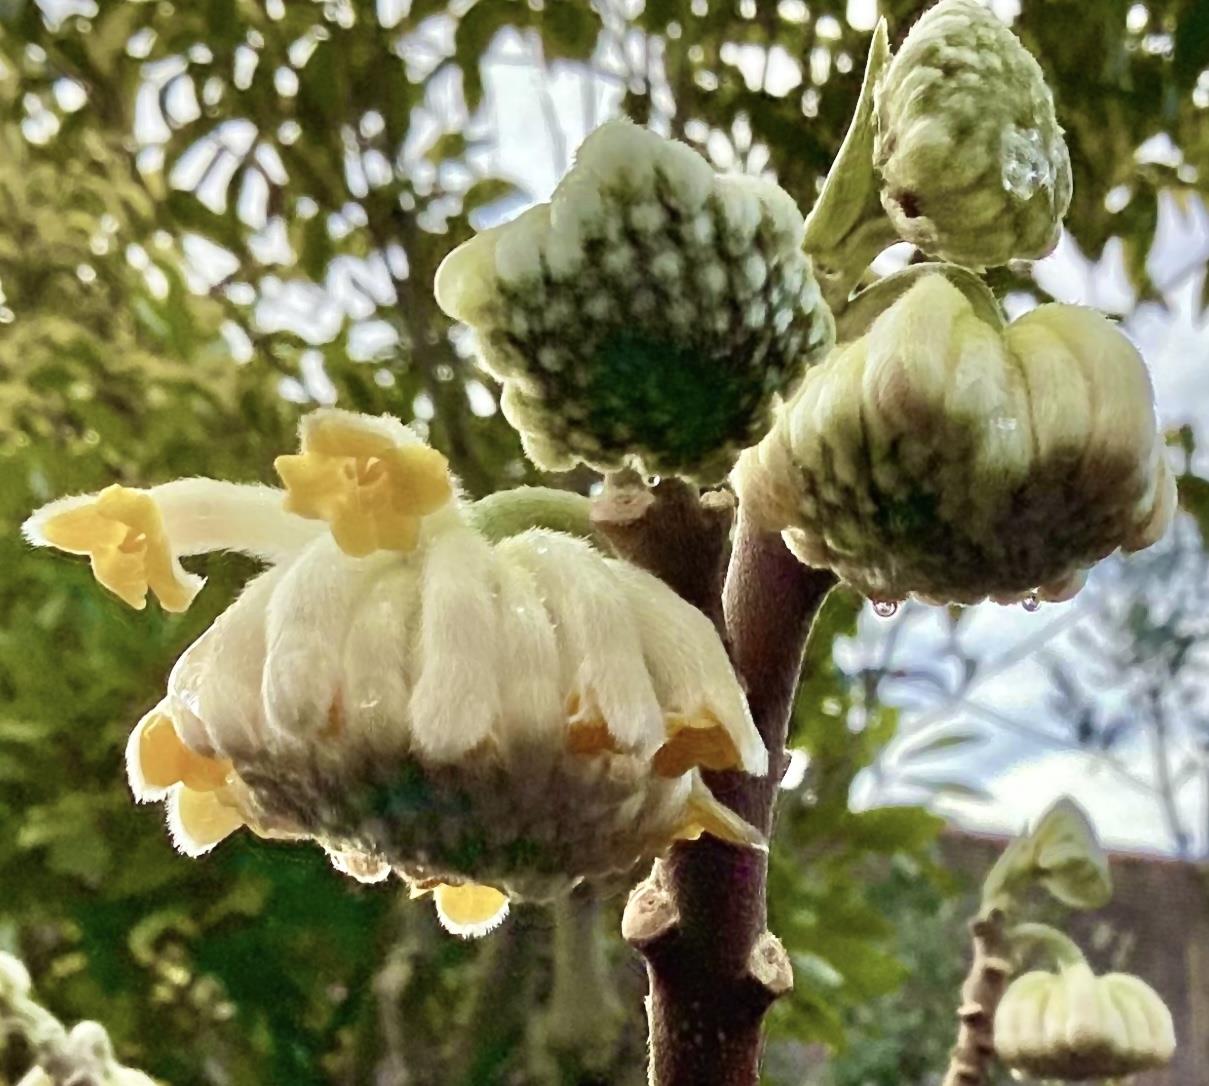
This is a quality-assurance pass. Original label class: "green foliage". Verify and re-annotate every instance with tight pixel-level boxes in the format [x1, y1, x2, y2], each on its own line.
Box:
[815, 866, 972, 1086]
[765, 592, 947, 1062]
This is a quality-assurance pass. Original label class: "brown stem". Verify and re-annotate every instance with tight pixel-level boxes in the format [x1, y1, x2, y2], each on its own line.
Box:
[602, 492, 835, 1086]
[941, 909, 1012, 1086]
[591, 475, 735, 633]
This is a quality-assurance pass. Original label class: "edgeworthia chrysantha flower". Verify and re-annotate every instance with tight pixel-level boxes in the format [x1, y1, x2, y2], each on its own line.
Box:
[874, 0, 1072, 267]
[733, 275, 1175, 606]
[434, 119, 834, 483]
[24, 409, 766, 937]
[994, 962, 1176, 1079]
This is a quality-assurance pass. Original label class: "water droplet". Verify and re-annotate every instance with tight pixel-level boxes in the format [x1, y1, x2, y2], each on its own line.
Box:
[872, 599, 898, 618]
[1000, 126, 1053, 201]
[1021, 592, 1041, 613]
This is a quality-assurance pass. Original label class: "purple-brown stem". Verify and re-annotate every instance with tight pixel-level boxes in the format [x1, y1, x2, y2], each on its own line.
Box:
[941, 909, 1011, 1086]
[598, 485, 836, 1086]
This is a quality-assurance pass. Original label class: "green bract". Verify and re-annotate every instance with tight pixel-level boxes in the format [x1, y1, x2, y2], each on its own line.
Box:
[981, 799, 1111, 912]
[733, 276, 1175, 606]
[435, 120, 834, 482]
[874, 0, 1072, 266]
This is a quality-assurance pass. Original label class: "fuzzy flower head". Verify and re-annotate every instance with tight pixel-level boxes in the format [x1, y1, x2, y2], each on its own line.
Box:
[435, 119, 834, 483]
[734, 276, 1175, 606]
[25, 410, 766, 936]
[995, 962, 1176, 1079]
[874, 0, 1072, 266]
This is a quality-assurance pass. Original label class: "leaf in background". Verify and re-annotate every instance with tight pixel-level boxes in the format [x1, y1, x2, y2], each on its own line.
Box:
[1175, 0, 1209, 90]
[1177, 473, 1209, 546]
[900, 777, 993, 804]
[893, 729, 985, 764]
[842, 807, 946, 854]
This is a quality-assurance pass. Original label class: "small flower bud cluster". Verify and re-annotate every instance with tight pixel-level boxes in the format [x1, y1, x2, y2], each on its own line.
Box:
[734, 276, 1174, 605]
[436, 120, 834, 482]
[995, 963, 1176, 1079]
[874, 0, 1072, 267]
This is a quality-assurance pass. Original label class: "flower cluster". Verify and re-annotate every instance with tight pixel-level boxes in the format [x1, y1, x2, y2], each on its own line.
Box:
[874, 0, 1072, 267]
[25, 410, 766, 936]
[733, 275, 1175, 606]
[435, 119, 834, 482]
[995, 962, 1176, 1079]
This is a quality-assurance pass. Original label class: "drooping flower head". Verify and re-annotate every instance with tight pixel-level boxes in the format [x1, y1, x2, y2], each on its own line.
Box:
[995, 962, 1176, 1079]
[435, 119, 834, 483]
[734, 276, 1175, 606]
[25, 410, 766, 936]
[874, 0, 1072, 267]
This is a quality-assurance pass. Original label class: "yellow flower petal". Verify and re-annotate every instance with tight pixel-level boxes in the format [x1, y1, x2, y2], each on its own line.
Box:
[566, 720, 622, 756]
[305, 418, 396, 460]
[432, 883, 510, 938]
[274, 453, 351, 521]
[274, 428, 452, 557]
[170, 787, 245, 856]
[382, 445, 454, 515]
[137, 712, 231, 792]
[652, 712, 742, 778]
[38, 486, 198, 611]
[673, 776, 766, 849]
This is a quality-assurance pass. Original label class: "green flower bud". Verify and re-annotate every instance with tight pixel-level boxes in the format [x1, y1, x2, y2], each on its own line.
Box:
[874, 0, 1072, 266]
[734, 275, 1175, 606]
[995, 963, 1176, 1079]
[435, 119, 834, 482]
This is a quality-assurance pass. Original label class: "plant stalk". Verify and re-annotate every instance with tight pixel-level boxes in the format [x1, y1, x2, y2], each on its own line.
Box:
[604, 496, 835, 1086]
[941, 909, 1012, 1086]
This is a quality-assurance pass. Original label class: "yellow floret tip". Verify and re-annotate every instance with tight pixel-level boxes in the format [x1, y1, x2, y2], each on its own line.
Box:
[274, 421, 453, 557]
[38, 485, 196, 612]
[433, 882, 511, 938]
[173, 787, 246, 854]
[138, 712, 232, 792]
[653, 711, 743, 778]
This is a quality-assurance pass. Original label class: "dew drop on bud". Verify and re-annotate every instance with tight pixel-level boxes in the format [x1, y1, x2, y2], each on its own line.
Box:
[1021, 592, 1041, 613]
[872, 599, 898, 618]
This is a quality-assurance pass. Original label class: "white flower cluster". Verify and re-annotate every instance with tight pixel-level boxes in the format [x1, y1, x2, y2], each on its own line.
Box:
[995, 962, 1176, 1079]
[436, 120, 834, 482]
[24, 410, 766, 936]
[734, 276, 1174, 606]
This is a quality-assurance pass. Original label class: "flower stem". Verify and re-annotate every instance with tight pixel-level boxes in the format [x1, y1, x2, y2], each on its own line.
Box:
[1007, 922, 1086, 971]
[469, 486, 600, 545]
